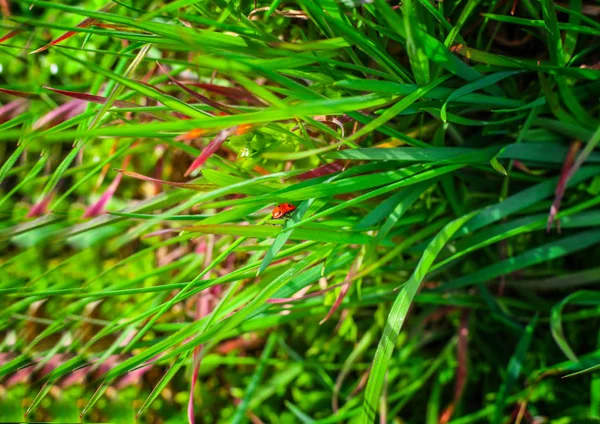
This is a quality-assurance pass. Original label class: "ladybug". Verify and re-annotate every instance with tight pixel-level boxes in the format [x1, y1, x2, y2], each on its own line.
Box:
[272, 203, 297, 220]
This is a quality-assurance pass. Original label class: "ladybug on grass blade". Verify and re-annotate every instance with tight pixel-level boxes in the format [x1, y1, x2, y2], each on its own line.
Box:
[272, 203, 297, 220]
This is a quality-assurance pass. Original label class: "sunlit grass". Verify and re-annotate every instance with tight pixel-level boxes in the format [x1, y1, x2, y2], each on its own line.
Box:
[1, 0, 600, 423]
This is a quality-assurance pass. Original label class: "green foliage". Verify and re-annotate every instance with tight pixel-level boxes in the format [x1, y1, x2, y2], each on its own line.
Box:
[1, 0, 600, 423]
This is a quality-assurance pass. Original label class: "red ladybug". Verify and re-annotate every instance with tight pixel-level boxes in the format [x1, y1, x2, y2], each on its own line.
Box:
[272, 203, 297, 219]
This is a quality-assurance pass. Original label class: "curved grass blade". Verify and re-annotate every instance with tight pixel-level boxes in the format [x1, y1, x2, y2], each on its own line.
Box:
[361, 211, 476, 423]
[440, 71, 520, 122]
[540, 0, 567, 66]
[551, 291, 600, 362]
[403, 0, 430, 85]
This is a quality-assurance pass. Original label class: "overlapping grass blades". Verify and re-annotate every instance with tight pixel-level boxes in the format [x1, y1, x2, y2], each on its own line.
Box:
[2, 0, 600, 422]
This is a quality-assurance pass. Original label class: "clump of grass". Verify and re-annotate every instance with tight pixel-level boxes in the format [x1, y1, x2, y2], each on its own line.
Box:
[1, 0, 600, 423]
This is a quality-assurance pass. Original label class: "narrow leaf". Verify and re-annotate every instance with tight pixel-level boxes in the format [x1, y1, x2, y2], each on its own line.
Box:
[184, 127, 239, 176]
[493, 316, 538, 424]
[361, 211, 476, 422]
[116, 169, 215, 191]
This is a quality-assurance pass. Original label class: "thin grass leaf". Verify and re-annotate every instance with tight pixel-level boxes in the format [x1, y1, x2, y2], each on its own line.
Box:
[186, 82, 262, 105]
[56, 50, 208, 120]
[231, 333, 278, 424]
[184, 127, 240, 176]
[344, 74, 452, 144]
[493, 315, 538, 424]
[0, 87, 35, 98]
[158, 224, 382, 246]
[440, 71, 519, 122]
[551, 291, 600, 362]
[117, 169, 215, 191]
[361, 211, 476, 423]
[137, 353, 190, 418]
[373, 0, 485, 85]
[540, 0, 567, 66]
[403, 0, 430, 85]
[102, 248, 330, 381]
[444, 0, 482, 47]
[29, 17, 98, 55]
[320, 251, 362, 325]
[157, 62, 238, 115]
[81, 379, 112, 417]
[563, 363, 600, 378]
[43, 86, 139, 108]
[0, 29, 23, 43]
[439, 230, 600, 291]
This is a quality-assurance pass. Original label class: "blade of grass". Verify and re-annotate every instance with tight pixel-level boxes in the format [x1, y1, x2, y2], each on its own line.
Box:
[441, 71, 519, 122]
[361, 211, 476, 423]
[493, 315, 538, 424]
[231, 332, 278, 424]
[551, 291, 600, 362]
[438, 229, 600, 291]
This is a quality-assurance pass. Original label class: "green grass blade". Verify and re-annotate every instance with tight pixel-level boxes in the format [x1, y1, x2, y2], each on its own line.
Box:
[493, 315, 538, 424]
[551, 291, 600, 362]
[440, 71, 519, 122]
[440, 230, 600, 290]
[136, 352, 191, 418]
[231, 333, 278, 424]
[361, 211, 476, 423]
